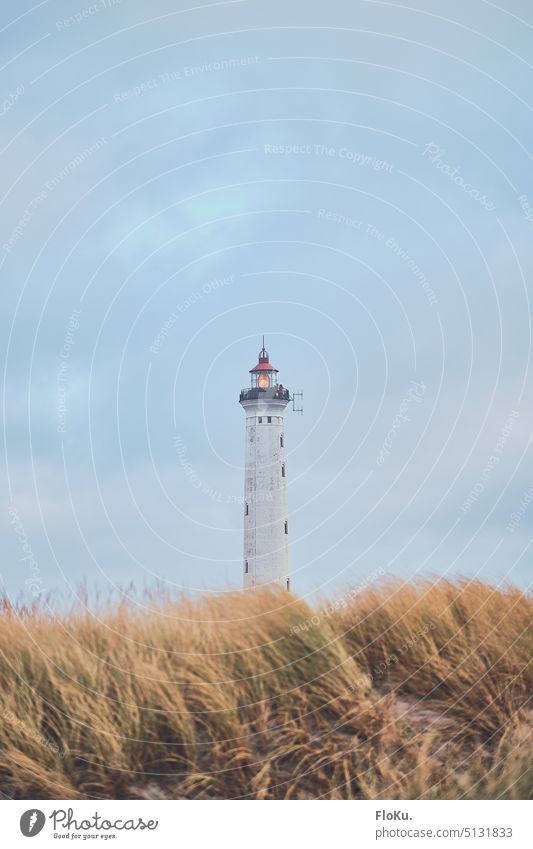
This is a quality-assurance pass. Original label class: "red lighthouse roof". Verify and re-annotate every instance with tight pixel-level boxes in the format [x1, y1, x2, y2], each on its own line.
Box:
[249, 340, 279, 373]
[250, 360, 279, 373]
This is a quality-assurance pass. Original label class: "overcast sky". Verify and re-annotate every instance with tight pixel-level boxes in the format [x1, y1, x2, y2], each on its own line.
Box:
[1, 0, 533, 606]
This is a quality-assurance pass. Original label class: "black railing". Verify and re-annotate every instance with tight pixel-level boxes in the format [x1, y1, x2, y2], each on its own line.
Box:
[239, 387, 290, 402]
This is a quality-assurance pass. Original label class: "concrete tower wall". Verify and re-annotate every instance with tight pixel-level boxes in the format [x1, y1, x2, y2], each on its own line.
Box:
[241, 396, 290, 589]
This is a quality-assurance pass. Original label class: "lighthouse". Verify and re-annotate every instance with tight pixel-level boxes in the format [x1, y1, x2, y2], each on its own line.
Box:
[239, 340, 292, 590]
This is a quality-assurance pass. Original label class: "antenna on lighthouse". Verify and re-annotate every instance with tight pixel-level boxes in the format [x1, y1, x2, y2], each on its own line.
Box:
[291, 391, 304, 415]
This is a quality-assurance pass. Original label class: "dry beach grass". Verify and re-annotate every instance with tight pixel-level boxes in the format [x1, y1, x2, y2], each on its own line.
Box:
[0, 579, 531, 799]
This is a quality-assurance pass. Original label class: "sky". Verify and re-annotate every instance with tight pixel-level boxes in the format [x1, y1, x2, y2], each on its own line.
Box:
[1, 0, 533, 606]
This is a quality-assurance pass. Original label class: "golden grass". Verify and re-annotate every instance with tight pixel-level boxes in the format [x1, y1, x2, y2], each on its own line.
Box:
[0, 579, 530, 800]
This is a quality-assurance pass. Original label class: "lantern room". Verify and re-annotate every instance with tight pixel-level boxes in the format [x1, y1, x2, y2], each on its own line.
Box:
[249, 342, 279, 389]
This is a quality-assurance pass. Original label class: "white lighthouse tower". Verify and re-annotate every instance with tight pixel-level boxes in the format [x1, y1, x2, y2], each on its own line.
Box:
[239, 340, 292, 590]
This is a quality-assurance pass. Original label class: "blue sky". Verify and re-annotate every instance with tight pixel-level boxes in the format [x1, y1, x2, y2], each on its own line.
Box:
[1, 0, 533, 605]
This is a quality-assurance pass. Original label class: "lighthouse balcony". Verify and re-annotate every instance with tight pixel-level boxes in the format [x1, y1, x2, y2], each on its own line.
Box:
[239, 386, 290, 403]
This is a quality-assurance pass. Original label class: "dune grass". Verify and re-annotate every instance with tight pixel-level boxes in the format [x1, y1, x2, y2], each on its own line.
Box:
[0, 579, 531, 799]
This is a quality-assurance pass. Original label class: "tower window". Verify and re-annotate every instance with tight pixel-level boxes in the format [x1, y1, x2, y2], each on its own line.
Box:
[245, 560, 249, 573]
[281, 463, 286, 477]
[280, 433, 284, 447]
[267, 416, 272, 423]
[258, 416, 262, 423]
[284, 520, 288, 534]
[286, 578, 290, 591]
[245, 503, 249, 516]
